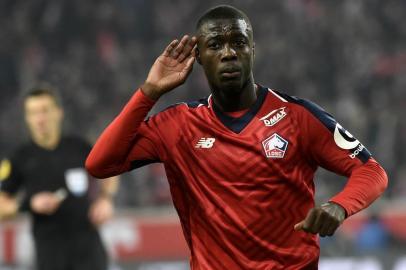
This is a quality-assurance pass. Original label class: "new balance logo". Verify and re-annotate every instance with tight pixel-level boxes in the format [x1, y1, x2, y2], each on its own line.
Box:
[195, 138, 216, 148]
[260, 107, 287, 127]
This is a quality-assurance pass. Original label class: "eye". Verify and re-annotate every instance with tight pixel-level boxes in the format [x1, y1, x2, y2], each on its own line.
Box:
[207, 40, 220, 50]
[234, 39, 247, 47]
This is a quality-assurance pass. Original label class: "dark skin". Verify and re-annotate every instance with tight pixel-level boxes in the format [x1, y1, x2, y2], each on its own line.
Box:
[195, 18, 256, 111]
[141, 17, 346, 237]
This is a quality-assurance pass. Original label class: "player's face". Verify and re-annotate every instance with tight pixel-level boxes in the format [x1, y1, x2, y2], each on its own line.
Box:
[24, 95, 63, 141]
[197, 18, 254, 93]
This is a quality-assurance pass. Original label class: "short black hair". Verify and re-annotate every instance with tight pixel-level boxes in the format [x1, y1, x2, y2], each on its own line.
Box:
[24, 85, 62, 107]
[196, 5, 252, 33]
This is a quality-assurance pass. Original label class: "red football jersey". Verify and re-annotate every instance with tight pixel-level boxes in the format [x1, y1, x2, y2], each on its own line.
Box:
[87, 84, 387, 269]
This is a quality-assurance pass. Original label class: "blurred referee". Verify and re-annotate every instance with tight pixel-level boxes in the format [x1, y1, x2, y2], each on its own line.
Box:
[0, 86, 118, 270]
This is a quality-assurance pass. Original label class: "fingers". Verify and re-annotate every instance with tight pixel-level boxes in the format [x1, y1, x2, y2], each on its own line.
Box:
[90, 207, 103, 225]
[91, 209, 109, 225]
[172, 35, 189, 59]
[178, 36, 197, 62]
[184, 54, 196, 69]
[31, 193, 61, 215]
[163, 35, 197, 62]
[162, 39, 179, 57]
[294, 207, 342, 237]
[319, 218, 335, 237]
[89, 198, 113, 226]
[294, 220, 304, 231]
[298, 208, 318, 233]
[43, 197, 61, 215]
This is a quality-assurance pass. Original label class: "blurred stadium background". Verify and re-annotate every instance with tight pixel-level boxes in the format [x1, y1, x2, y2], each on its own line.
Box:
[0, 0, 405, 269]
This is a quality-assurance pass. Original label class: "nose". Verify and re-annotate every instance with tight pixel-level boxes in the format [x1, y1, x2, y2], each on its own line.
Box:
[221, 44, 237, 62]
[33, 111, 47, 126]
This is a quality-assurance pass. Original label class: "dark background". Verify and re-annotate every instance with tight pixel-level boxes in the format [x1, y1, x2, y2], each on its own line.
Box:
[0, 0, 405, 268]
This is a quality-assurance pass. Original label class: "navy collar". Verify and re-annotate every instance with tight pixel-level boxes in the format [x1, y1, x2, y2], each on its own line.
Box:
[212, 85, 268, 134]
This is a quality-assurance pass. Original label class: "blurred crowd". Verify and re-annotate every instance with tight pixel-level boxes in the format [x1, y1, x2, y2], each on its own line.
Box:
[0, 0, 405, 209]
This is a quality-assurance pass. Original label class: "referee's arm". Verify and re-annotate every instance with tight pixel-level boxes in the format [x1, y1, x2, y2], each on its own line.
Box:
[0, 158, 20, 220]
[89, 175, 119, 226]
[0, 192, 18, 220]
[98, 176, 119, 199]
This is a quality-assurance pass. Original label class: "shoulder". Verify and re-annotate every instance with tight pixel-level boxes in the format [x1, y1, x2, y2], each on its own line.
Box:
[162, 96, 210, 112]
[269, 89, 336, 131]
[270, 89, 327, 113]
[147, 96, 210, 121]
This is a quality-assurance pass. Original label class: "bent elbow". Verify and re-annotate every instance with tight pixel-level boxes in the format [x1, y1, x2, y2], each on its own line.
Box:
[378, 164, 389, 193]
[85, 155, 109, 179]
[368, 158, 389, 195]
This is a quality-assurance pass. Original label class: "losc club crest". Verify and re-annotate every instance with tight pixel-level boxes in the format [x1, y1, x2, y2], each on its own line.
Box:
[262, 133, 288, 158]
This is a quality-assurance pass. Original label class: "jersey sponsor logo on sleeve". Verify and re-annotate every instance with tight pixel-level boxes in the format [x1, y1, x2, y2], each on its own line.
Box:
[0, 159, 11, 181]
[333, 123, 360, 149]
[349, 144, 365, 159]
[259, 107, 287, 127]
[65, 168, 89, 196]
[334, 123, 366, 159]
[195, 138, 216, 149]
[262, 133, 288, 158]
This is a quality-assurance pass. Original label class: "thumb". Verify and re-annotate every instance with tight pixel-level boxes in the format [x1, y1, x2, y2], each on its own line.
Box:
[294, 220, 305, 231]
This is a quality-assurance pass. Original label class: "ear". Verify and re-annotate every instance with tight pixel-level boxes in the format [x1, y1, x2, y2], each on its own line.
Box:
[252, 42, 255, 59]
[195, 47, 202, 65]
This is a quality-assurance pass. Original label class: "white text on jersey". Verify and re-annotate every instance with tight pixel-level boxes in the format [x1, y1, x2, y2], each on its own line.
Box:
[260, 107, 287, 127]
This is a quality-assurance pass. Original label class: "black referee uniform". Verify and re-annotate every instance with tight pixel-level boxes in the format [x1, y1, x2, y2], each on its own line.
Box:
[0, 136, 107, 270]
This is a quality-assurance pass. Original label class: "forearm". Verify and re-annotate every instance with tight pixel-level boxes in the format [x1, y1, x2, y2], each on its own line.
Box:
[85, 89, 156, 178]
[329, 158, 388, 217]
[86, 36, 196, 178]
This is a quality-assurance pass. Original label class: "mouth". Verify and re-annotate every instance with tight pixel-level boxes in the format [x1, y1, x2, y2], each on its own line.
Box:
[221, 71, 241, 79]
[220, 67, 241, 79]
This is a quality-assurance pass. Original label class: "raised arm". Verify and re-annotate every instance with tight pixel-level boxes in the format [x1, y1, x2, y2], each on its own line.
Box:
[85, 35, 197, 178]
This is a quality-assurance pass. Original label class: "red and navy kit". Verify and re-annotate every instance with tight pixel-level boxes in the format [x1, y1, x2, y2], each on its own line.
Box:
[86, 84, 387, 270]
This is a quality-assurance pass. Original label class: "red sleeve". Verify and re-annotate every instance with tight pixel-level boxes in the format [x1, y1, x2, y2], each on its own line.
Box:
[296, 99, 388, 216]
[330, 158, 388, 216]
[85, 89, 162, 178]
[299, 104, 369, 176]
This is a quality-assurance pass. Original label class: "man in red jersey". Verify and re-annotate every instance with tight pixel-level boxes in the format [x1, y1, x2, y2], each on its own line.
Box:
[86, 5, 388, 270]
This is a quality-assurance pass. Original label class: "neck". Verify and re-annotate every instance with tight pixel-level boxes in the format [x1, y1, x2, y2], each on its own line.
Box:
[32, 131, 61, 150]
[211, 76, 257, 112]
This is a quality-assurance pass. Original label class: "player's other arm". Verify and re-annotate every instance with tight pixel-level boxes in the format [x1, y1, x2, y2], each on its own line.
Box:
[294, 102, 388, 237]
[329, 158, 387, 217]
[295, 159, 387, 237]
[85, 35, 196, 178]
